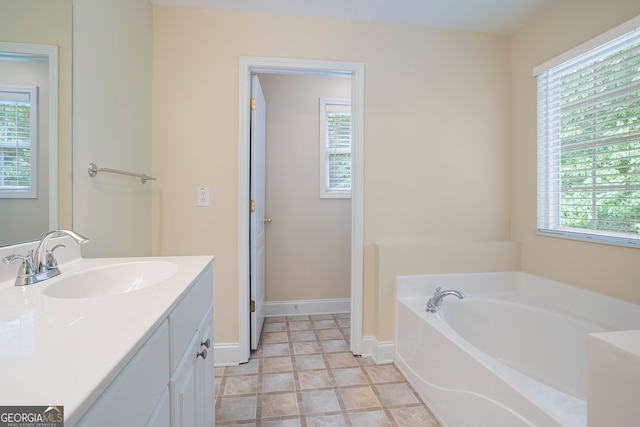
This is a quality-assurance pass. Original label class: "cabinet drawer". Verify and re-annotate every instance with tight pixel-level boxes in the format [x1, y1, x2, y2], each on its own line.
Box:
[169, 264, 213, 372]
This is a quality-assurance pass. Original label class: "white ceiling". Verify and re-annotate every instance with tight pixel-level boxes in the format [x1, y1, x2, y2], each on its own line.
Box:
[150, 0, 559, 34]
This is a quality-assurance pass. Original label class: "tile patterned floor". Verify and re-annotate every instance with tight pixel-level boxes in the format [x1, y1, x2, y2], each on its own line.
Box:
[215, 313, 441, 426]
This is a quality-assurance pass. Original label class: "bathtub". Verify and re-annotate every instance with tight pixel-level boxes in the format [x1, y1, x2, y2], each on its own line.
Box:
[395, 272, 640, 427]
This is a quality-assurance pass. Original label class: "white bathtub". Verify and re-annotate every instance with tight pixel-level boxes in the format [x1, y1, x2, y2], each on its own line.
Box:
[395, 272, 640, 427]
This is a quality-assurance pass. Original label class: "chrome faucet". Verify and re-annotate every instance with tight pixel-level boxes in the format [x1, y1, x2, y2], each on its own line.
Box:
[2, 229, 89, 286]
[426, 287, 465, 312]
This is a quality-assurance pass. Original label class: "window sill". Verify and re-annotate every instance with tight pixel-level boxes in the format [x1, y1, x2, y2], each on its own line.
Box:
[536, 229, 640, 249]
[320, 190, 351, 199]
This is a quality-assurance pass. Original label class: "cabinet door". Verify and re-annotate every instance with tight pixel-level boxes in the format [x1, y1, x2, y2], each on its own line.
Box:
[76, 321, 170, 427]
[171, 334, 199, 427]
[146, 388, 170, 427]
[198, 307, 214, 426]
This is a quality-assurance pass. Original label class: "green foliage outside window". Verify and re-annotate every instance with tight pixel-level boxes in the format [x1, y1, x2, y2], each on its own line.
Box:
[0, 100, 31, 188]
[557, 40, 640, 236]
[326, 111, 351, 191]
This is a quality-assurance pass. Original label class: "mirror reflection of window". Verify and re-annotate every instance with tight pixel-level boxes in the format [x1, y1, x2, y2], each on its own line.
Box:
[0, 85, 38, 198]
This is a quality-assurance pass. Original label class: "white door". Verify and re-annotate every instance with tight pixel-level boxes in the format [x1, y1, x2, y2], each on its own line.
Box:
[250, 74, 267, 350]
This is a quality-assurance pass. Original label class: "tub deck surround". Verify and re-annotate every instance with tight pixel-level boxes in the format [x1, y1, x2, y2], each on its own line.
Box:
[395, 272, 640, 427]
[0, 239, 214, 425]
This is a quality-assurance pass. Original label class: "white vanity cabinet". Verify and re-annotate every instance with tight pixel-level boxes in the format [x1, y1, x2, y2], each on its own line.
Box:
[75, 263, 214, 427]
[75, 320, 171, 427]
[170, 306, 214, 426]
[169, 266, 214, 427]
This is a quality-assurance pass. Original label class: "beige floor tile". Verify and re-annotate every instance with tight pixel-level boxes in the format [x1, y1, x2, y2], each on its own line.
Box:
[223, 374, 259, 395]
[348, 409, 393, 426]
[263, 419, 302, 427]
[389, 405, 440, 426]
[301, 389, 341, 414]
[313, 319, 338, 329]
[215, 314, 440, 426]
[320, 339, 349, 353]
[262, 343, 291, 357]
[263, 331, 289, 343]
[374, 383, 420, 406]
[316, 328, 343, 341]
[294, 354, 326, 371]
[332, 367, 368, 387]
[262, 372, 295, 393]
[288, 320, 313, 331]
[297, 369, 334, 389]
[225, 357, 259, 375]
[262, 356, 293, 373]
[216, 396, 257, 422]
[289, 330, 316, 342]
[336, 318, 350, 328]
[305, 414, 348, 427]
[338, 386, 381, 410]
[264, 322, 287, 332]
[214, 366, 225, 377]
[261, 392, 299, 418]
[292, 341, 323, 355]
[365, 364, 406, 383]
[325, 352, 359, 368]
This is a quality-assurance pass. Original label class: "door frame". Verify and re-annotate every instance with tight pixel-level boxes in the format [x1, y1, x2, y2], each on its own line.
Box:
[237, 56, 365, 362]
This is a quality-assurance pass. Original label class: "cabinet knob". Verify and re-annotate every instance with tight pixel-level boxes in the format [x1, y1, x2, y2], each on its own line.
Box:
[197, 348, 208, 360]
[201, 338, 211, 348]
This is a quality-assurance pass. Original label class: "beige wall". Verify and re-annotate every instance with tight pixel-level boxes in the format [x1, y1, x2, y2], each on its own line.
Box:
[73, 0, 153, 257]
[0, 61, 50, 243]
[152, 7, 511, 344]
[0, 0, 72, 237]
[511, 0, 640, 304]
[259, 74, 351, 302]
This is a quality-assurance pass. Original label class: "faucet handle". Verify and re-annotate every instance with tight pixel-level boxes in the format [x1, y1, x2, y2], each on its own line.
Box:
[434, 287, 442, 294]
[46, 244, 66, 269]
[2, 251, 36, 277]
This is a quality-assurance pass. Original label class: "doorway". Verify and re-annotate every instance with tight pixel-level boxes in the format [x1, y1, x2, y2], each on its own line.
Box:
[252, 73, 353, 350]
[238, 57, 365, 363]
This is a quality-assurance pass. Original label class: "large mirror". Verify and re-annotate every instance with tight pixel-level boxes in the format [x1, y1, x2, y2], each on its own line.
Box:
[0, 0, 72, 246]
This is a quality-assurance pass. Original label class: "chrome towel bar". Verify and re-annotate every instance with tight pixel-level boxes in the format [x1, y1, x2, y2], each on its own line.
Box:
[88, 162, 157, 184]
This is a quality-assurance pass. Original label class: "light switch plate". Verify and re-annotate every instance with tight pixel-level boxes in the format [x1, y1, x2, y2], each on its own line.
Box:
[197, 187, 210, 207]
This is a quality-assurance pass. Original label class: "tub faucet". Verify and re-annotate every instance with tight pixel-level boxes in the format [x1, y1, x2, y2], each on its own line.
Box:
[2, 229, 89, 286]
[426, 287, 465, 312]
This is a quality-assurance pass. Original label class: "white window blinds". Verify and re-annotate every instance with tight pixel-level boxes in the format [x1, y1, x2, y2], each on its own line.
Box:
[0, 86, 37, 198]
[320, 98, 351, 198]
[536, 25, 640, 246]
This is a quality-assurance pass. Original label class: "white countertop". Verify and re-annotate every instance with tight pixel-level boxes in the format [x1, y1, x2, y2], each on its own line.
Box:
[0, 241, 213, 425]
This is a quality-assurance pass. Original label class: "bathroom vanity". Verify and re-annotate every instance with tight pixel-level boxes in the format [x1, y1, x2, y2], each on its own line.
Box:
[0, 237, 214, 426]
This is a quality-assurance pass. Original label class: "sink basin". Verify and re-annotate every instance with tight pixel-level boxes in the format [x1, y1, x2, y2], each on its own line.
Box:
[42, 261, 179, 299]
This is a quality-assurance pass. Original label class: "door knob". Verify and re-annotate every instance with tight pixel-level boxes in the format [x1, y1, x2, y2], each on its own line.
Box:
[263, 217, 272, 224]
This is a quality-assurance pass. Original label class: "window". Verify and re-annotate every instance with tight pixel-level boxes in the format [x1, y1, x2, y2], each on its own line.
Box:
[320, 98, 351, 198]
[0, 85, 37, 198]
[536, 23, 640, 247]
